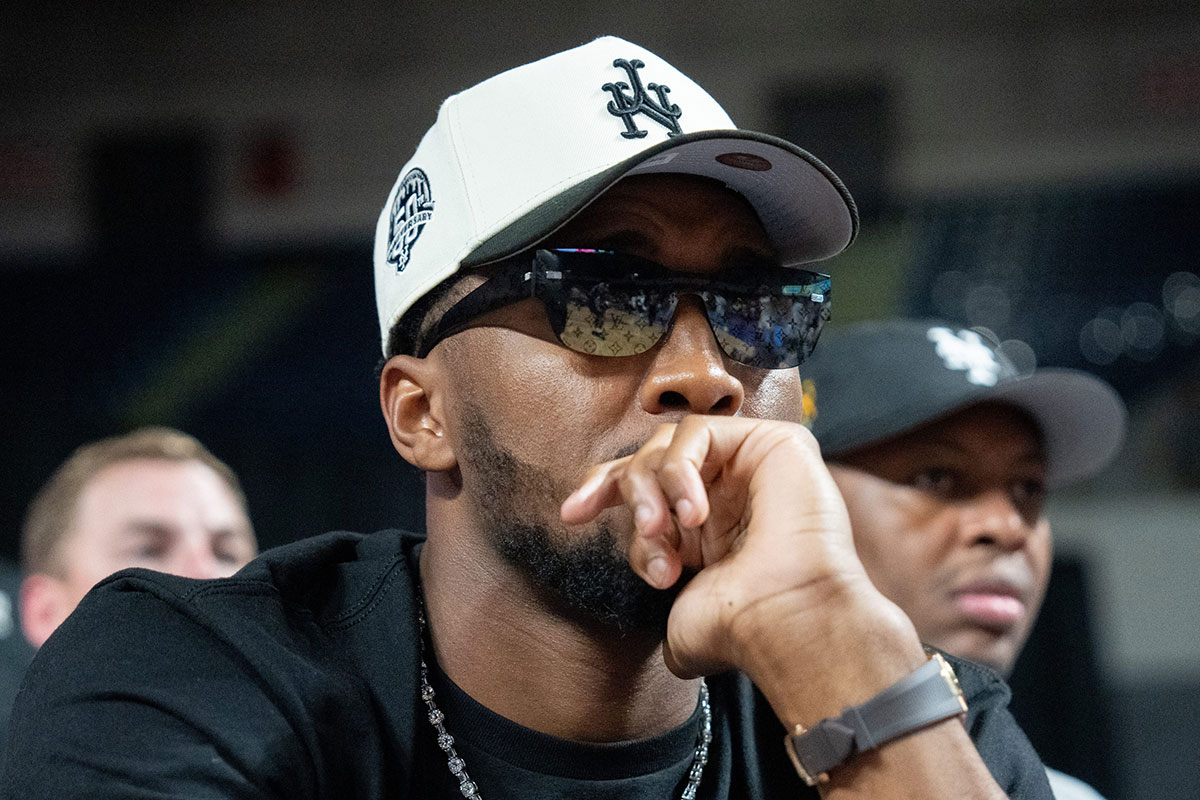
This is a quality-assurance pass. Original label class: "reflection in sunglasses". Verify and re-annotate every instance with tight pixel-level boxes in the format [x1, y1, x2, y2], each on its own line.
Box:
[562, 305, 665, 356]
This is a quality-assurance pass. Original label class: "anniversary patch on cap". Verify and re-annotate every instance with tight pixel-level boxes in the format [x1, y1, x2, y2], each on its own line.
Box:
[386, 168, 435, 273]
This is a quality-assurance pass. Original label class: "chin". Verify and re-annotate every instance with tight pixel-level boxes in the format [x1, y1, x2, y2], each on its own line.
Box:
[937, 633, 1018, 677]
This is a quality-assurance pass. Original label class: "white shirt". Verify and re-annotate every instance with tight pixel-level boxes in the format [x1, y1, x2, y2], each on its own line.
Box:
[1046, 767, 1107, 800]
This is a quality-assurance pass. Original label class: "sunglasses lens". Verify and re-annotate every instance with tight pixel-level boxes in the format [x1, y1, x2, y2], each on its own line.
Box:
[703, 288, 827, 369]
[556, 283, 677, 357]
[537, 250, 829, 368]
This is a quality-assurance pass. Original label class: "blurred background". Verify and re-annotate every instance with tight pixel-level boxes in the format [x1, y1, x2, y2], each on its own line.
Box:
[1, 2, 1197, 797]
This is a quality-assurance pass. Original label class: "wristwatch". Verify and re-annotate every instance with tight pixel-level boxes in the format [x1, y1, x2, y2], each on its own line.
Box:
[784, 651, 968, 786]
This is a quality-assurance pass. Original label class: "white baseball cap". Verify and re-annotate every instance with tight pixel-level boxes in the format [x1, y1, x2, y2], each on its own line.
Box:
[373, 35, 859, 355]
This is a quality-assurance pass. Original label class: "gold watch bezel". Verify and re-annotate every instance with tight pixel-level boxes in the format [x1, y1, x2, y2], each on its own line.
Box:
[928, 650, 969, 717]
[784, 723, 830, 787]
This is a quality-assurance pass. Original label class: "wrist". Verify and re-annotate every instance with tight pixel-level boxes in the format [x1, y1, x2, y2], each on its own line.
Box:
[730, 576, 927, 730]
[784, 651, 969, 786]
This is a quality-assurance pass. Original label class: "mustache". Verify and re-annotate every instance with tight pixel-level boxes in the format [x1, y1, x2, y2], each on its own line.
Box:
[607, 415, 695, 464]
[611, 440, 647, 462]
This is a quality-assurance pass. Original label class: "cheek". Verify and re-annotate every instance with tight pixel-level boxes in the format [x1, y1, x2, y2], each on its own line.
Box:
[64, 551, 126, 604]
[443, 332, 636, 460]
[1026, 521, 1054, 605]
[740, 368, 803, 421]
[74, 532, 129, 574]
[838, 481, 946, 602]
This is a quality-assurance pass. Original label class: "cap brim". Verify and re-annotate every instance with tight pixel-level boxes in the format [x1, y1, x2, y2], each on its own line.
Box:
[822, 368, 1126, 489]
[461, 129, 858, 270]
[985, 369, 1127, 488]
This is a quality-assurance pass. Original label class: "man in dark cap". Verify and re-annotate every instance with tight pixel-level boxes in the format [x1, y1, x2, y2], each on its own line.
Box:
[804, 318, 1126, 799]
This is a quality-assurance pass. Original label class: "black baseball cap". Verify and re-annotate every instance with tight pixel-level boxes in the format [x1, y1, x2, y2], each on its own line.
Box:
[801, 319, 1127, 488]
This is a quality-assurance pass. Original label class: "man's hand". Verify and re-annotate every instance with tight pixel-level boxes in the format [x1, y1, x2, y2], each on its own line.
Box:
[561, 415, 1008, 799]
[560, 415, 903, 680]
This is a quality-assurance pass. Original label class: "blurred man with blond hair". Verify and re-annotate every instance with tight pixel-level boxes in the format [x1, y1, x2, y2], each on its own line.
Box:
[19, 426, 258, 648]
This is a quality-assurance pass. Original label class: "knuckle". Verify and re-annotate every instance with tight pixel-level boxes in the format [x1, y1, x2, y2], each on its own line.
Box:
[581, 463, 608, 483]
[769, 421, 818, 454]
[788, 424, 819, 450]
[659, 458, 689, 485]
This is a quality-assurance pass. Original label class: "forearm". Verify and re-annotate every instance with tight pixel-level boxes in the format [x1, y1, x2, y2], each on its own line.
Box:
[821, 721, 1007, 800]
[734, 581, 1008, 800]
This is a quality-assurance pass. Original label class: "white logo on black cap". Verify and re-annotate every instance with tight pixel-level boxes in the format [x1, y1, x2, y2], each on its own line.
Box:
[386, 168, 435, 273]
[927, 327, 1002, 386]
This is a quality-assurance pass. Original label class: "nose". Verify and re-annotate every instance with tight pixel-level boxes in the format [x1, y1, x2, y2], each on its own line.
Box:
[957, 489, 1034, 552]
[638, 296, 744, 415]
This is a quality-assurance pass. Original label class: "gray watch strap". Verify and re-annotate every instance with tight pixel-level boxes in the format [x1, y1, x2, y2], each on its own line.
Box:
[785, 653, 968, 785]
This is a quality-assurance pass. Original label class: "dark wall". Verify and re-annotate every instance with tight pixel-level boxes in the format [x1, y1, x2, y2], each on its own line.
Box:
[1, 240, 426, 563]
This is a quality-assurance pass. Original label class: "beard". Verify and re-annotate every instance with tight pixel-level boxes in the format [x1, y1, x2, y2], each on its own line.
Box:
[459, 406, 681, 637]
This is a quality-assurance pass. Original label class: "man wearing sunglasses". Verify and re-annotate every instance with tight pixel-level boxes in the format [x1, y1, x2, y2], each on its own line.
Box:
[6, 37, 1051, 798]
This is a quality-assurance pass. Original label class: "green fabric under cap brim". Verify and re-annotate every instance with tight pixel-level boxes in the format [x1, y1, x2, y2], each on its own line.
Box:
[461, 129, 859, 270]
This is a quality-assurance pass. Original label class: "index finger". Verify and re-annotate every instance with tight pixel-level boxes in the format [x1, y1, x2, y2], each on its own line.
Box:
[560, 456, 631, 524]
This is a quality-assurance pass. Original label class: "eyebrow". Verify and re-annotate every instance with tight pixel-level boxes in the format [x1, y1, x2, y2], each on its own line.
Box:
[583, 229, 655, 255]
[210, 528, 252, 545]
[120, 520, 245, 539]
[121, 520, 173, 536]
[723, 245, 778, 271]
[910, 437, 1045, 463]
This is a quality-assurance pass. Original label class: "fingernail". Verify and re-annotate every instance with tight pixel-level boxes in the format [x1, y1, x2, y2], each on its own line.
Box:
[635, 504, 654, 530]
[675, 498, 694, 523]
[647, 556, 668, 586]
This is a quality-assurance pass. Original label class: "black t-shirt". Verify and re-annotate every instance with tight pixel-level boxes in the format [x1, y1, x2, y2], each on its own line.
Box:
[0, 559, 35, 768]
[2, 530, 1052, 798]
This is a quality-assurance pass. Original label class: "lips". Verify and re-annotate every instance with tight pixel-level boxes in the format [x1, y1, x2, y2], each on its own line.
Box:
[951, 579, 1031, 631]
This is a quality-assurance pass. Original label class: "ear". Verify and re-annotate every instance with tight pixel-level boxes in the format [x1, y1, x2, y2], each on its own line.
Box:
[380, 354, 458, 472]
[19, 573, 73, 649]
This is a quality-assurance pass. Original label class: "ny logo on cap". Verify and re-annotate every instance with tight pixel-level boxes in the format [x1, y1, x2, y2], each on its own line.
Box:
[603, 58, 683, 139]
[927, 327, 1005, 386]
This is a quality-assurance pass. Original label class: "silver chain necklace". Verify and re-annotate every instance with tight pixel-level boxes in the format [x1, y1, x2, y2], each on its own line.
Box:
[417, 598, 713, 799]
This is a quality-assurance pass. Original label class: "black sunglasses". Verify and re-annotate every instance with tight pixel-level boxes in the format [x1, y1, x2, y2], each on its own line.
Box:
[419, 248, 831, 369]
